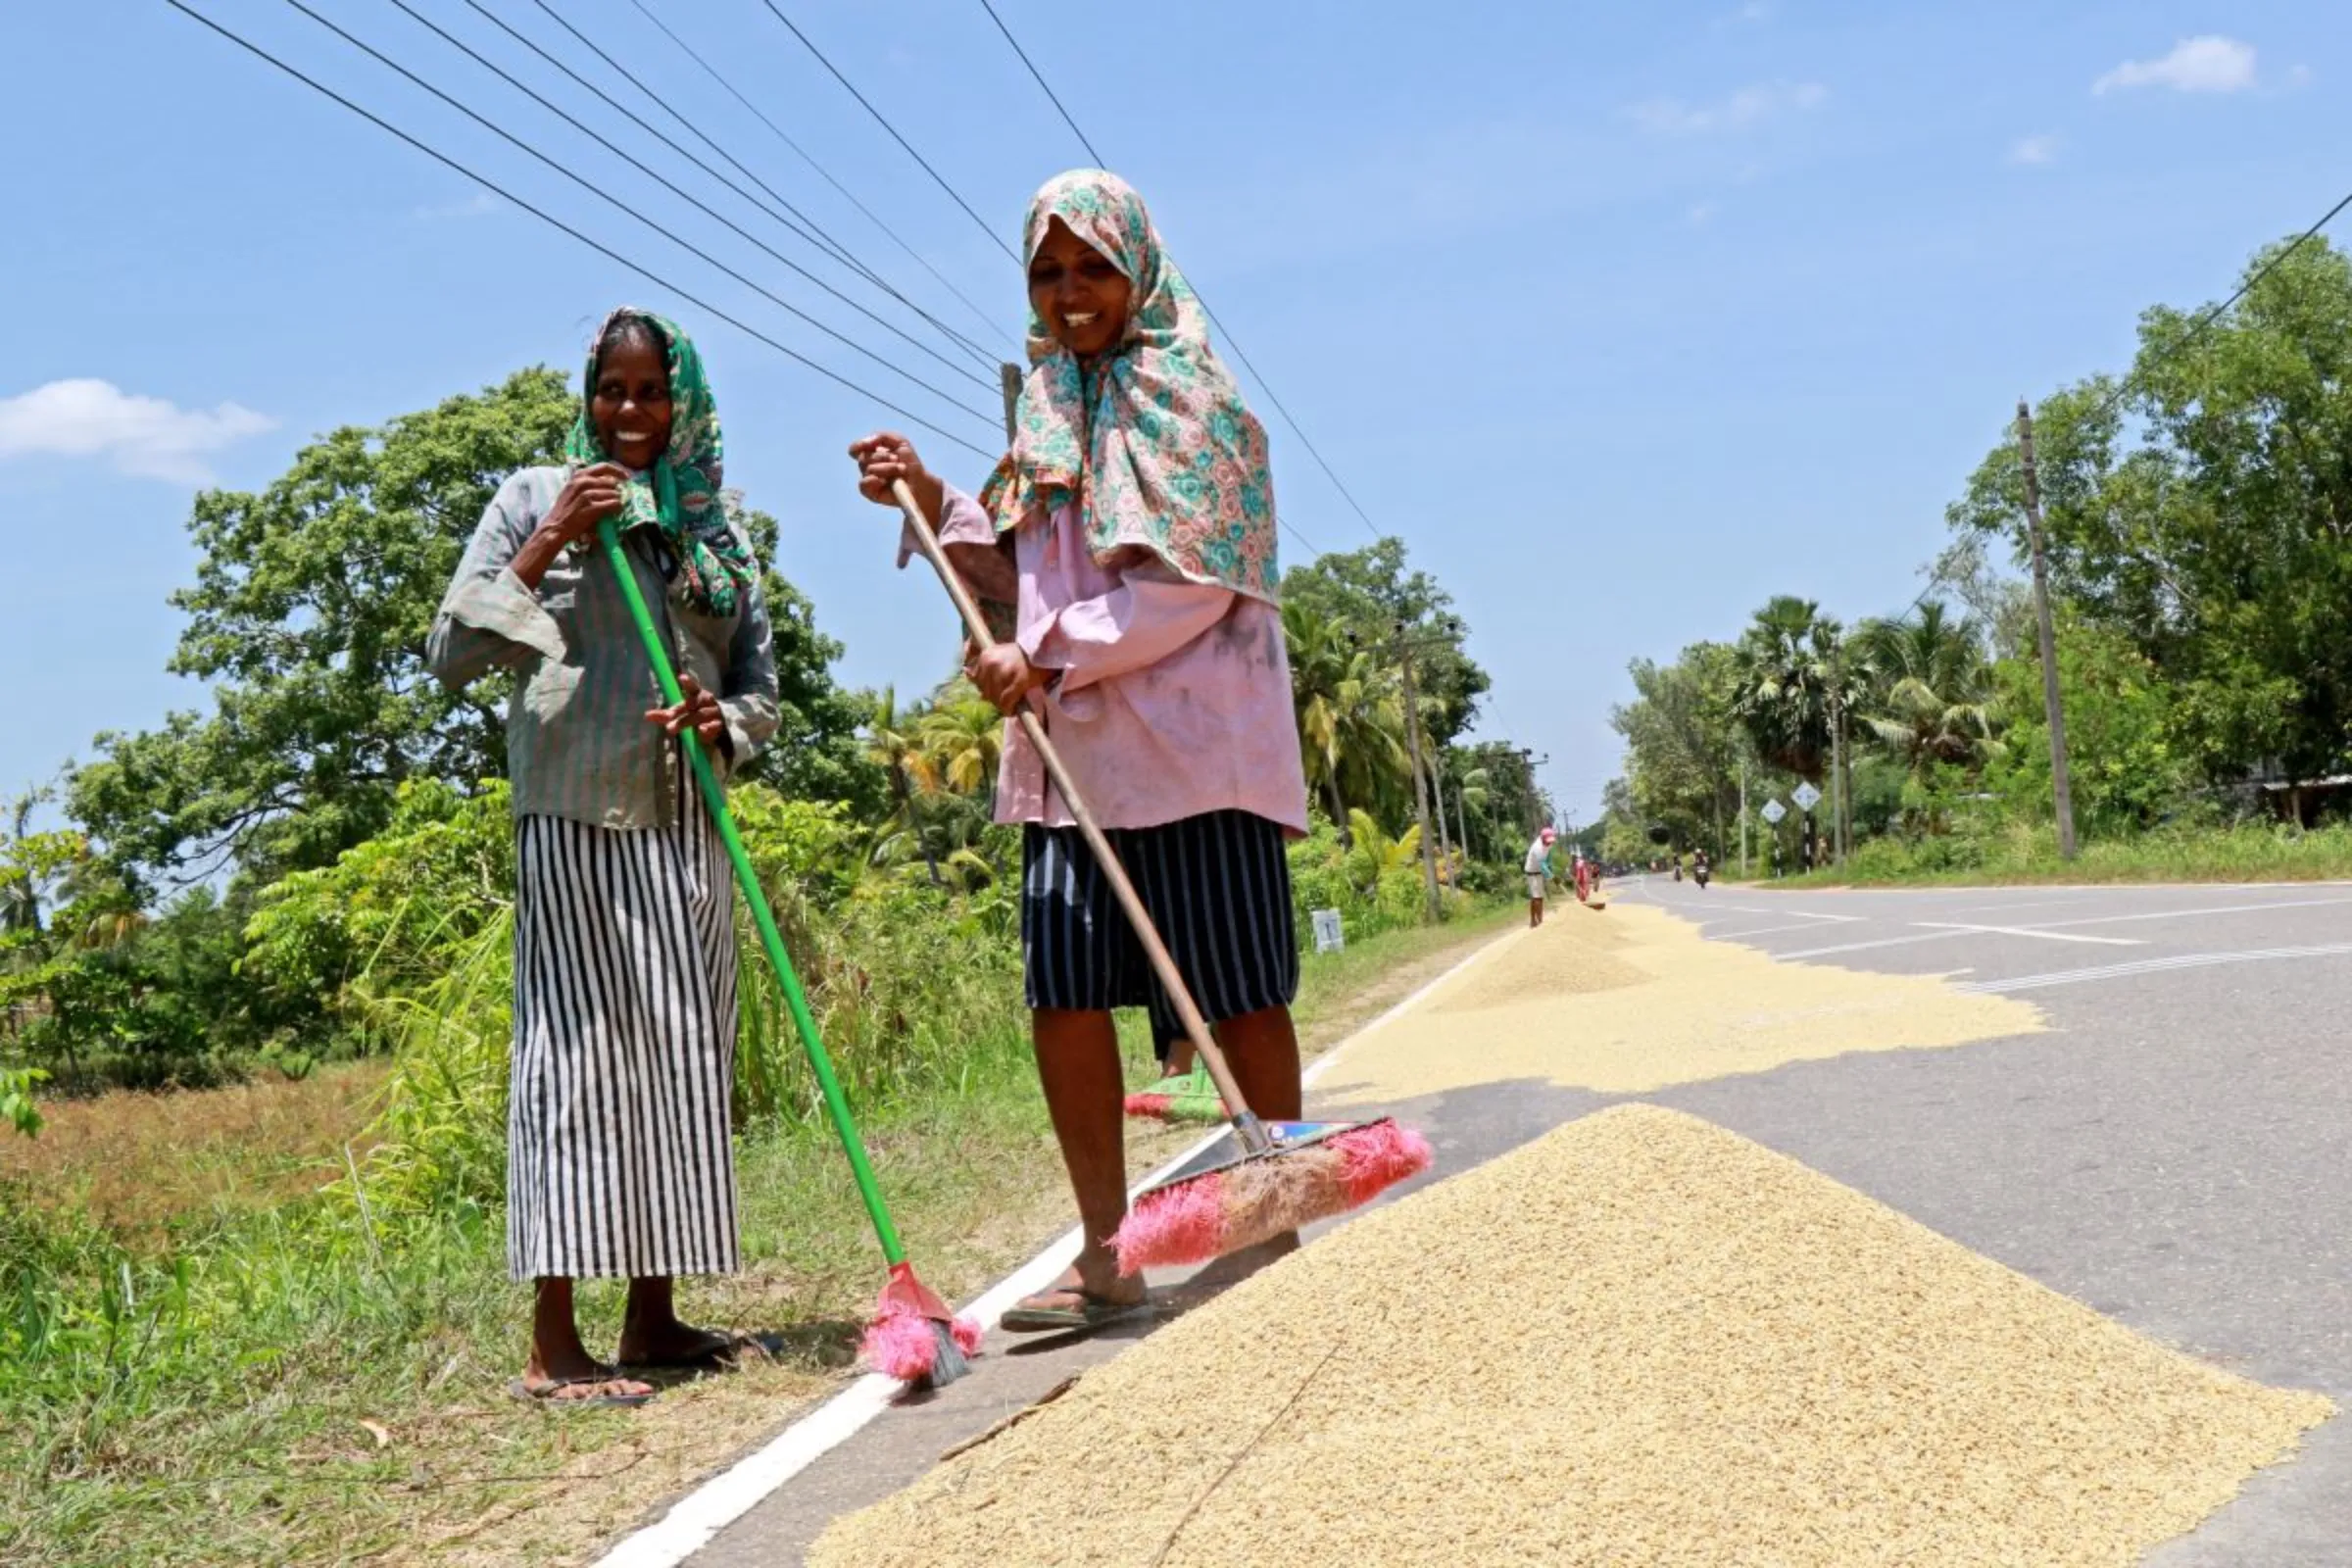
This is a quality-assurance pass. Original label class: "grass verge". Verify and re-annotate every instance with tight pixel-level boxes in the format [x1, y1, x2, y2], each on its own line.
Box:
[0, 905, 1511, 1568]
[1759, 822, 2352, 889]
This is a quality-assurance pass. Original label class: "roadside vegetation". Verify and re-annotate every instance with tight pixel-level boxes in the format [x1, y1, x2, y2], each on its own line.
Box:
[1606, 237, 2352, 891]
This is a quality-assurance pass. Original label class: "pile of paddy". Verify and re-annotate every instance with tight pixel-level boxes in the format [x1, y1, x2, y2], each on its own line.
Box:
[812, 1104, 2330, 1568]
[1326, 904, 2046, 1097]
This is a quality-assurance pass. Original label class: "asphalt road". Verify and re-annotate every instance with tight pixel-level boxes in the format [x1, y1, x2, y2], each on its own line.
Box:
[675, 876, 2349, 1566]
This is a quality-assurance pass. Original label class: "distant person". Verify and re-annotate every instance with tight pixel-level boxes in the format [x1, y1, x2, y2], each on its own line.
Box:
[429, 308, 779, 1407]
[1525, 827, 1558, 927]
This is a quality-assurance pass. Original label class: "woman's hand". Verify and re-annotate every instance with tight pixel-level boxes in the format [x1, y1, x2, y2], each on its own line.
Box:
[850, 431, 945, 523]
[970, 642, 1048, 714]
[514, 463, 630, 589]
[646, 671, 729, 751]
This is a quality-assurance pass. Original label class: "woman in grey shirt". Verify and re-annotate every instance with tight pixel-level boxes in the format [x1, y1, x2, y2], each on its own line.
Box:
[429, 309, 778, 1405]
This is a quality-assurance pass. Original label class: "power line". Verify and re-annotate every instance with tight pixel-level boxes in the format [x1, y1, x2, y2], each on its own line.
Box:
[500, 0, 1002, 371]
[976, 0, 1103, 167]
[756, 1, 1020, 266]
[268, 0, 997, 423]
[361, 0, 994, 396]
[163, 0, 997, 460]
[971, 1, 1385, 546]
[621, 0, 1009, 354]
[1905, 183, 2352, 627]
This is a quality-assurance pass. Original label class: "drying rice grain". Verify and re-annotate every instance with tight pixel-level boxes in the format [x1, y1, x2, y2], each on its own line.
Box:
[1327, 904, 2044, 1098]
[811, 1104, 2331, 1568]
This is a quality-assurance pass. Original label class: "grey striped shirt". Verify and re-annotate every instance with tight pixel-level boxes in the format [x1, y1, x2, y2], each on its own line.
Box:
[427, 466, 779, 828]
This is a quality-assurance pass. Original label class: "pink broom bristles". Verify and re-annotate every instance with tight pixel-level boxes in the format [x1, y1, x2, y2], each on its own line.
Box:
[860, 1300, 984, 1383]
[1110, 1118, 1434, 1274]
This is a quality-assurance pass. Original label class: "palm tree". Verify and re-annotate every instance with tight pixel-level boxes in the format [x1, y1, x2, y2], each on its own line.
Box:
[919, 685, 1006, 800]
[1343, 808, 1422, 899]
[1855, 603, 2004, 796]
[1284, 602, 1408, 841]
[861, 686, 942, 885]
[1730, 596, 1838, 782]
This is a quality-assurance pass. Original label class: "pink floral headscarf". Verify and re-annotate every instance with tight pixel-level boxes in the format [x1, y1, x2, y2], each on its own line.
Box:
[981, 170, 1279, 602]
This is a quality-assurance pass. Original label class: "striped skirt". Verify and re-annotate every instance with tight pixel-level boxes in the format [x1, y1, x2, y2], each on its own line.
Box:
[508, 808, 741, 1280]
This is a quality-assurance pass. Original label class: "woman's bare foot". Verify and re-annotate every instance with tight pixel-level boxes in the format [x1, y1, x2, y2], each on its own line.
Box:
[617, 1276, 736, 1368]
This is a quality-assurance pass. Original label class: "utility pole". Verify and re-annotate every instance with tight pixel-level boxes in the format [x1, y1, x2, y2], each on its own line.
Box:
[1396, 627, 1443, 921]
[1426, 751, 1453, 886]
[1000, 364, 1022, 443]
[2015, 399, 2079, 860]
[1739, 756, 1749, 878]
[1829, 688, 1846, 867]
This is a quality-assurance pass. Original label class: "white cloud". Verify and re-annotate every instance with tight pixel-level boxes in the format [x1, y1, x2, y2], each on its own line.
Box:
[2009, 133, 2060, 166]
[2094, 35, 2257, 95]
[1687, 203, 1717, 226]
[1631, 80, 1828, 135]
[0, 379, 275, 485]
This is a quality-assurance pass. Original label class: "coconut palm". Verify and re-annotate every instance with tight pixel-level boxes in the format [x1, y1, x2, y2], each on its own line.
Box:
[1284, 602, 1408, 839]
[1343, 808, 1422, 899]
[919, 685, 1006, 800]
[861, 685, 942, 885]
[1854, 603, 2004, 787]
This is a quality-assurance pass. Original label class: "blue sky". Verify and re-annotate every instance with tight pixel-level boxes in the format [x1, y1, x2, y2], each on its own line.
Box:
[6, 0, 2346, 833]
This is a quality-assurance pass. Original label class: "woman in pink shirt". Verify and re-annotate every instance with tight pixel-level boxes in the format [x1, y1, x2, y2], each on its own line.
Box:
[852, 170, 1309, 1330]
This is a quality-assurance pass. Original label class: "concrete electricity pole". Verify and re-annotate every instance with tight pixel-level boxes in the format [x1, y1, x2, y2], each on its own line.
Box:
[2015, 398, 2080, 860]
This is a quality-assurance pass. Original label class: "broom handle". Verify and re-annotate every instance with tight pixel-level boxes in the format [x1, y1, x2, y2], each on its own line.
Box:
[595, 516, 910, 1265]
[892, 480, 1272, 1155]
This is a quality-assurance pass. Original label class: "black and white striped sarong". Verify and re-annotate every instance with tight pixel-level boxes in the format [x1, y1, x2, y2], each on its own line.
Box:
[1021, 808, 1298, 1059]
[507, 806, 740, 1280]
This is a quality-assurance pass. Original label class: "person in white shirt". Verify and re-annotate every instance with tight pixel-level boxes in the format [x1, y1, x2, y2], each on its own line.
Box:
[1524, 827, 1558, 928]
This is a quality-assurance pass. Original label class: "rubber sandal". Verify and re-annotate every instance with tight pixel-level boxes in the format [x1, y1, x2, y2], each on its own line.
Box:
[507, 1372, 656, 1408]
[616, 1328, 740, 1372]
[1000, 1288, 1155, 1335]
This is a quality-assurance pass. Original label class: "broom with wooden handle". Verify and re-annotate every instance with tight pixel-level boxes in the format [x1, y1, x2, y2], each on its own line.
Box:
[892, 480, 1432, 1274]
[595, 515, 978, 1388]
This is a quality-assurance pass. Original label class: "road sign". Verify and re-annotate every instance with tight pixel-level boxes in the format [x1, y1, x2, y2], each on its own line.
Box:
[1760, 799, 1788, 825]
[1310, 908, 1345, 954]
[1791, 782, 1823, 812]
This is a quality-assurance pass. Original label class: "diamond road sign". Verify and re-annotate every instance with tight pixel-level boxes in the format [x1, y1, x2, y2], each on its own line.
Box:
[1759, 799, 1788, 825]
[1790, 782, 1823, 812]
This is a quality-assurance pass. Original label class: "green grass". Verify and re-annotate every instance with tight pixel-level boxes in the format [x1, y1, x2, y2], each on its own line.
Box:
[0, 903, 1511, 1568]
[1763, 820, 2352, 889]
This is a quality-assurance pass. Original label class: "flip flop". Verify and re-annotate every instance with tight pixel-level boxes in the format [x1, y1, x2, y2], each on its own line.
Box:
[1000, 1287, 1155, 1335]
[507, 1372, 656, 1408]
[616, 1327, 741, 1373]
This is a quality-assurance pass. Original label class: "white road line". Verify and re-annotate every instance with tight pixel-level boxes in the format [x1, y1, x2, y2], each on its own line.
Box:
[1708, 921, 1868, 940]
[2017, 896, 2352, 931]
[1776, 931, 1972, 959]
[1960, 942, 2352, 994]
[588, 926, 1518, 1568]
[1687, 903, 1863, 921]
[1913, 922, 2145, 947]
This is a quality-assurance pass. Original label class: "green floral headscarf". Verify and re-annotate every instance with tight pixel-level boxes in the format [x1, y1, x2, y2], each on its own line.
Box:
[982, 171, 1279, 602]
[564, 308, 756, 617]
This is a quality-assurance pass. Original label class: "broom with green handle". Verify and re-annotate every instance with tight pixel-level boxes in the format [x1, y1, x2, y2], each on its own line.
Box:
[595, 515, 978, 1389]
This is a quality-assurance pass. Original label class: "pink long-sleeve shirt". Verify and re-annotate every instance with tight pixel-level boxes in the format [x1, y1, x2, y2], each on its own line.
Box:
[903, 485, 1310, 836]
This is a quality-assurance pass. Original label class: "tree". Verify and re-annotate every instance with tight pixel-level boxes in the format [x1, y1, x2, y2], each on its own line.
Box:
[1730, 596, 1838, 782]
[918, 685, 1005, 800]
[862, 685, 943, 885]
[1611, 642, 1747, 855]
[1853, 603, 2003, 794]
[67, 368, 872, 890]
[1283, 600, 1408, 836]
[1282, 539, 1490, 748]
[1946, 235, 2352, 795]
